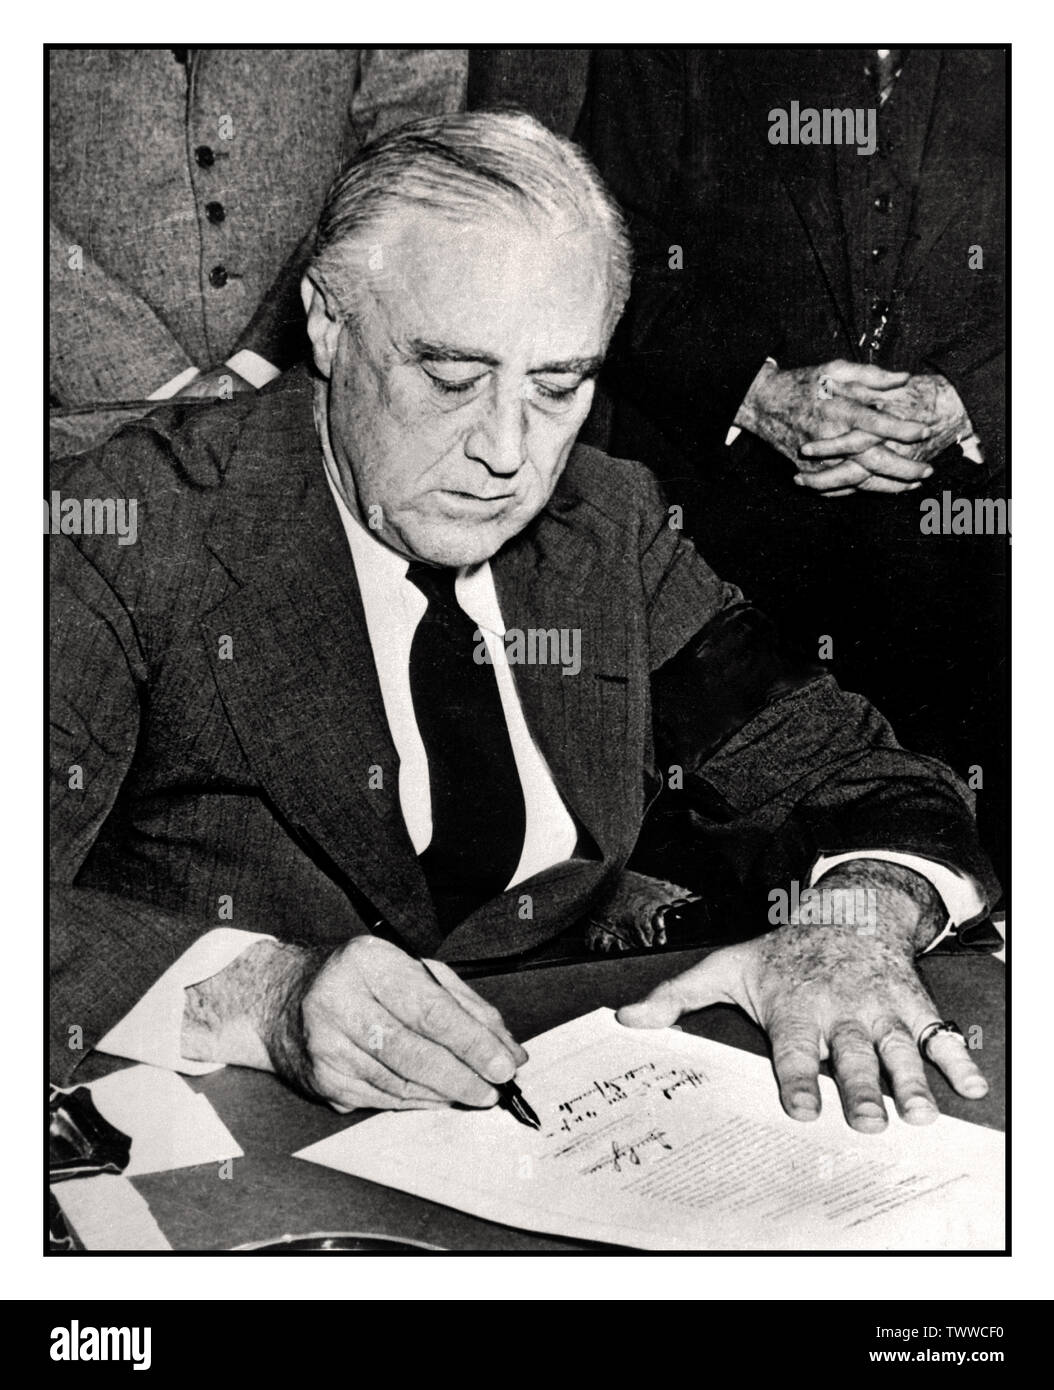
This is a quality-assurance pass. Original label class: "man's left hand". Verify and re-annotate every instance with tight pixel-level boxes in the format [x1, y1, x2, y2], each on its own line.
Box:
[617, 861, 988, 1131]
[795, 373, 972, 496]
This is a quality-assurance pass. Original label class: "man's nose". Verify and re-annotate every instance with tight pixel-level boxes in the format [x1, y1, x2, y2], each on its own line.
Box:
[464, 389, 528, 477]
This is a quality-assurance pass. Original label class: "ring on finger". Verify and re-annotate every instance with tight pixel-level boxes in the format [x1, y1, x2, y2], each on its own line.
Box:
[916, 1019, 965, 1060]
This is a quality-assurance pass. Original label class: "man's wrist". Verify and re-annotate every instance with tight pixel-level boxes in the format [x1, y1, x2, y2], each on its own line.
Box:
[733, 359, 780, 436]
[181, 938, 326, 1076]
[811, 859, 947, 955]
[263, 944, 332, 1098]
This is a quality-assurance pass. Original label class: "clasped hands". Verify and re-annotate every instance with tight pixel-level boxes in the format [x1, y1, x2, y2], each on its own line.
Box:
[738, 359, 973, 497]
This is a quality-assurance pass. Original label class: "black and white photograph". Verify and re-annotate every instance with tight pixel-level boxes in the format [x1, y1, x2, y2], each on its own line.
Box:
[34, 25, 1029, 1343]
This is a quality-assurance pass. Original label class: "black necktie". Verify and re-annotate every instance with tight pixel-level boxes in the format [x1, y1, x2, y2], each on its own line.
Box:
[406, 563, 526, 932]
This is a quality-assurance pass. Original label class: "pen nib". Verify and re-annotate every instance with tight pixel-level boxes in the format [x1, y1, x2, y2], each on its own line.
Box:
[504, 1083, 541, 1130]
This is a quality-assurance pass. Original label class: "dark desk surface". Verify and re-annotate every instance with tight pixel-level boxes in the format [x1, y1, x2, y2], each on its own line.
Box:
[90, 947, 1004, 1253]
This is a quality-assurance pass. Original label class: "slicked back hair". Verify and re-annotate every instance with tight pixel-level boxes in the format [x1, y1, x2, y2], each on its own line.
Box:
[309, 109, 633, 340]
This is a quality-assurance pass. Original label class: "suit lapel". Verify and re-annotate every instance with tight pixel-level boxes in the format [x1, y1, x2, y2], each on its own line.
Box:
[200, 371, 441, 952]
[489, 490, 640, 863]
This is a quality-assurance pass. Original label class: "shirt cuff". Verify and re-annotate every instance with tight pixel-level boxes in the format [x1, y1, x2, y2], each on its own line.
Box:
[94, 929, 274, 1074]
[147, 366, 201, 401]
[809, 851, 986, 952]
[959, 432, 984, 464]
[727, 357, 779, 446]
[225, 350, 281, 389]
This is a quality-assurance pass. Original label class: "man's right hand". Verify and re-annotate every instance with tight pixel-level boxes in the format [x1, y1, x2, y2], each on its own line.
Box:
[735, 359, 936, 493]
[182, 935, 527, 1112]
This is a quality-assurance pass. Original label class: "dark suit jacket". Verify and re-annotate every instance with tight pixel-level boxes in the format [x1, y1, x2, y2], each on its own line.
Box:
[577, 46, 1005, 476]
[49, 47, 467, 457]
[575, 48, 1008, 881]
[49, 366, 996, 1081]
[467, 48, 591, 135]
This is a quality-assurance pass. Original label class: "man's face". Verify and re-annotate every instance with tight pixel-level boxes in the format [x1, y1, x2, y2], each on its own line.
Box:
[316, 209, 612, 567]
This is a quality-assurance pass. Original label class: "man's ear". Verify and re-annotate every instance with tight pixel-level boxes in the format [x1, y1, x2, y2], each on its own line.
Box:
[301, 272, 343, 379]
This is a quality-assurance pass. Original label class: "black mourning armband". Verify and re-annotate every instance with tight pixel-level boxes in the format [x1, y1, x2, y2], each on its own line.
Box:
[651, 599, 824, 770]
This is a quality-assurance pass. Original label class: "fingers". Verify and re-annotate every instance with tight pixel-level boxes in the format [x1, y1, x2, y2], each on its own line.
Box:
[311, 1039, 452, 1112]
[826, 379, 909, 408]
[828, 1020, 888, 1132]
[796, 461, 924, 493]
[772, 1010, 951, 1129]
[796, 444, 933, 495]
[873, 1018, 939, 1124]
[825, 361, 910, 390]
[854, 474, 923, 495]
[889, 985, 987, 1102]
[806, 442, 934, 480]
[365, 1013, 504, 1107]
[918, 1025, 989, 1101]
[800, 429, 889, 460]
[305, 938, 527, 1111]
[353, 938, 523, 1081]
[422, 959, 529, 1065]
[617, 945, 742, 1028]
[388, 972, 521, 1091]
[839, 403, 932, 443]
[801, 431, 933, 466]
[795, 460, 872, 492]
[768, 1012, 822, 1121]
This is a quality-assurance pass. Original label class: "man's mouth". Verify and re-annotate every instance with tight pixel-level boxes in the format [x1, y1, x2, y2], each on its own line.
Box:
[438, 489, 516, 510]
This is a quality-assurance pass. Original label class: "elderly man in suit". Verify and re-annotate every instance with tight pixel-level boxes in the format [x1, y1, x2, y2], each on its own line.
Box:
[51, 112, 995, 1132]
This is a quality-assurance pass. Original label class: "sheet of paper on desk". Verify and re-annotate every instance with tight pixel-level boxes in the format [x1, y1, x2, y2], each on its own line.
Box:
[89, 1064, 243, 1177]
[294, 1008, 1003, 1251]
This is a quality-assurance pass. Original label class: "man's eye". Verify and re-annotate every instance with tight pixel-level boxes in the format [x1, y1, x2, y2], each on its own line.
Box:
[534, 380, 582, 404]
[424, 370, 483, 396]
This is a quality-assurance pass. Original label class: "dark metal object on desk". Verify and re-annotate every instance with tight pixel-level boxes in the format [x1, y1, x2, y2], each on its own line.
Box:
[49, 1083, 132, 1182]
[49, 1190, 77, 1252]
[233, 1231, 445, 1252]
[649, 894, 756, 949]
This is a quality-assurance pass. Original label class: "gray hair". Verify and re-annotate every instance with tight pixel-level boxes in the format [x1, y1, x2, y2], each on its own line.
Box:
[309, 109, 633, 338]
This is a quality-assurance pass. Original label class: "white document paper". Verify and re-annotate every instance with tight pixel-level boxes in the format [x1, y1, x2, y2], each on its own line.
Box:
[295, 1009, 1003, 1251]
[88, 1064, 243, 1177]
[54, 1175, 173, 1251]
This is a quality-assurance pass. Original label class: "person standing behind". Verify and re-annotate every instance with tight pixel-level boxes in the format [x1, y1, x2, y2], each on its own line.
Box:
[576, 46, 1007, 884]
[50, 47, 467, 457]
